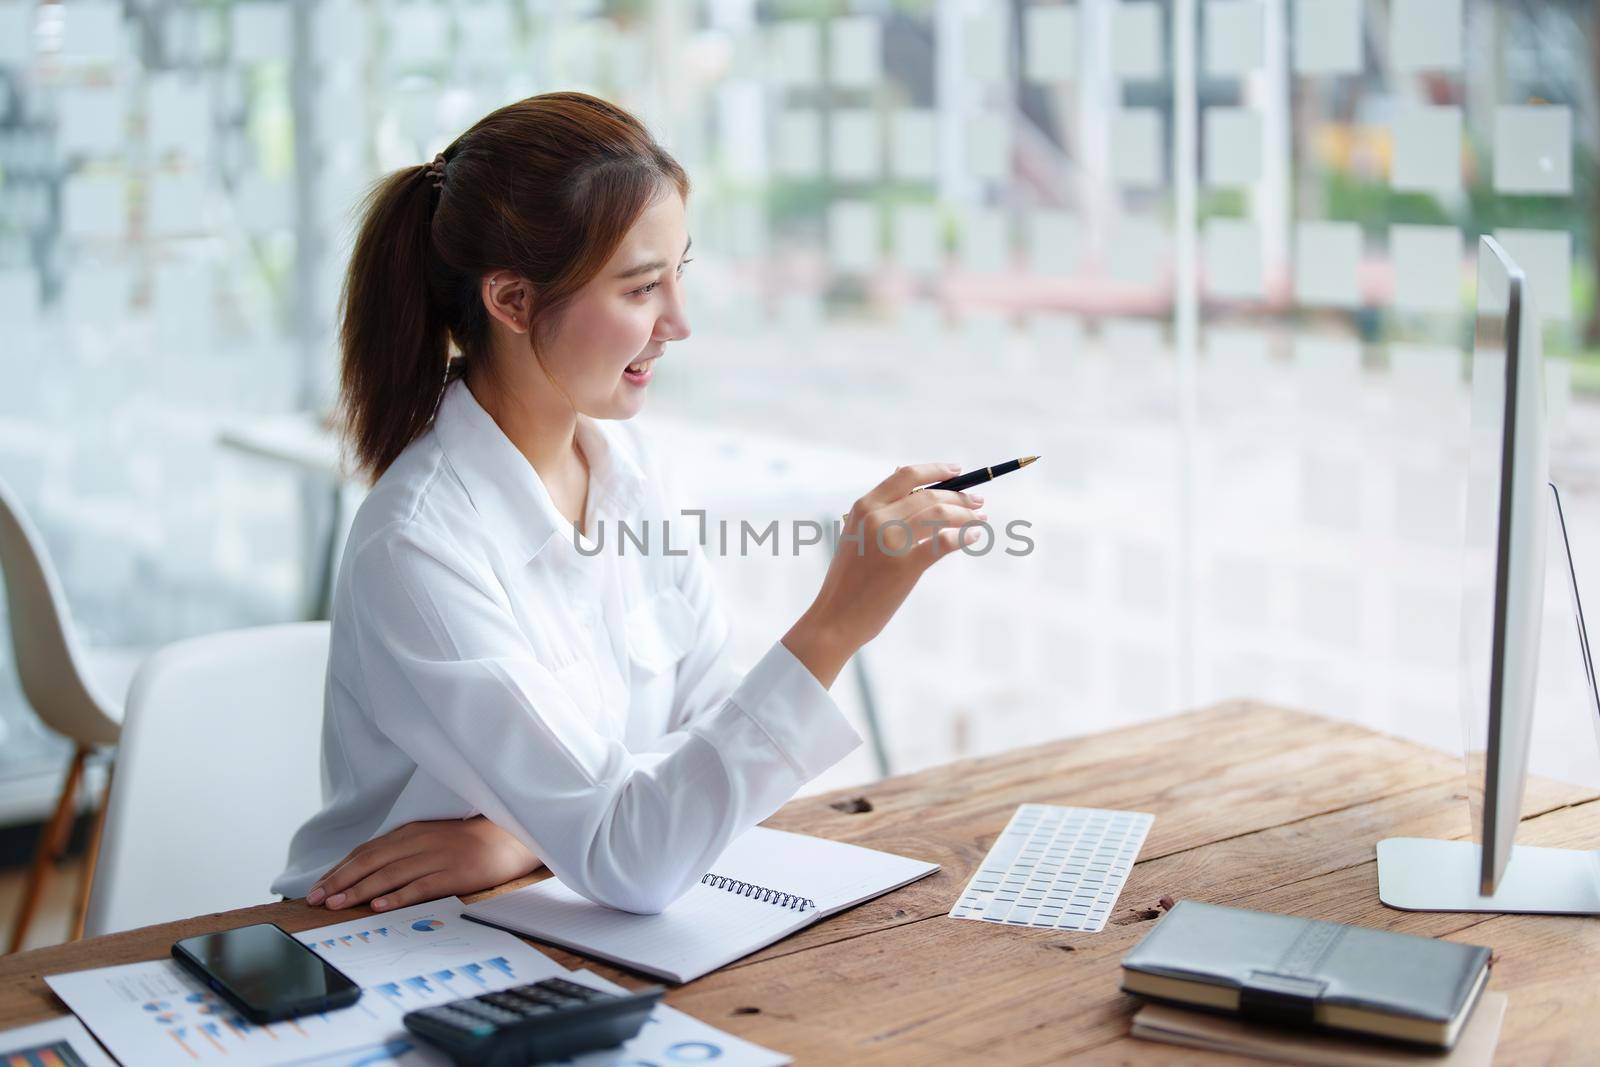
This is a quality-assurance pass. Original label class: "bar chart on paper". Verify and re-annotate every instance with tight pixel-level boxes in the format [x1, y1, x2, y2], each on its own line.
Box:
[299, 903, 534, 991]
[45, 899, 566, 1067]
[367, 955, 521, 1008]
[48, 961, 372, 1065]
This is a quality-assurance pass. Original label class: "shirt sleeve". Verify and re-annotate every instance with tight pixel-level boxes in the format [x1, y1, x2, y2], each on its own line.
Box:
[658, 522, 851, 767]
[349, 525, 861, 915]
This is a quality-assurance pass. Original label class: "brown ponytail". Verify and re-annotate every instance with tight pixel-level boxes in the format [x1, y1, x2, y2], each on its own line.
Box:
[337, 92, 690, 482]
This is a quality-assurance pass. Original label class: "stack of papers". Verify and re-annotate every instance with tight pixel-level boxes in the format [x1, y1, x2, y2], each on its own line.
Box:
[40, 898, 789, 1066]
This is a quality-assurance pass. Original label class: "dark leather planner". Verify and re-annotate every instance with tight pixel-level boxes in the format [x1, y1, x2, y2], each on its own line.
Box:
[1121, 901, 1491, 1048]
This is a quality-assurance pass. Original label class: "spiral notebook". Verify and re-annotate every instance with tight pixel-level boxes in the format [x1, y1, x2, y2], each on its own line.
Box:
[461, 827, 939, 983]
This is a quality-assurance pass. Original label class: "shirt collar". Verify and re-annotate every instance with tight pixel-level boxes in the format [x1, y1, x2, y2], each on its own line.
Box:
[432, 379, 649, 564]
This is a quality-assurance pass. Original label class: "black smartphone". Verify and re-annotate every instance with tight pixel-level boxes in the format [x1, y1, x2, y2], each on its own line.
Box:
[172, 923, 361, 1024]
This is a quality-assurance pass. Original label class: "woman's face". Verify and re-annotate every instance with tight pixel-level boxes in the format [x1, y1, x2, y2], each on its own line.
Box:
[535, 190, 692, 421]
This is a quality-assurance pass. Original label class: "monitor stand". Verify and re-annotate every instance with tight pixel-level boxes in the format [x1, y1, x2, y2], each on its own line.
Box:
[1376, 838, 1600, 912]
[1377, 484, 1600, 914]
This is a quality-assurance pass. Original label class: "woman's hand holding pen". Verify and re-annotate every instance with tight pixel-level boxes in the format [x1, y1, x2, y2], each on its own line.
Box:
[781, 462, 985, 689]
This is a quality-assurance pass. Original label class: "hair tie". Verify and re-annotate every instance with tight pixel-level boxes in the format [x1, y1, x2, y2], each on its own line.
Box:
[425, 152, 448, 191]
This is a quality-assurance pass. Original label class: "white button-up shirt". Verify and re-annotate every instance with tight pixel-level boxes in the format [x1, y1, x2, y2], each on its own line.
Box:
[273, 380, 861, 913]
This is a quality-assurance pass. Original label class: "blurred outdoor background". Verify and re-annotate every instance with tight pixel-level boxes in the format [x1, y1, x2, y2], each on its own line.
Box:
[2, 0, 1598, 944]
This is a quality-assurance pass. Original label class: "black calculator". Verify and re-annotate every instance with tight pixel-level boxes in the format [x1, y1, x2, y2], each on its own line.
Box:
[402, 977, 664, 1066]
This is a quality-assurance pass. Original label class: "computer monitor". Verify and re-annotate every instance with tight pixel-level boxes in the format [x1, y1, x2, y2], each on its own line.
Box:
[1462, 235, 1548, 894]
[1376, 236, 1600, 914]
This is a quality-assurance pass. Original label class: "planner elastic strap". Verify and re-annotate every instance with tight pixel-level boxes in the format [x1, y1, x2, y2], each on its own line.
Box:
[700, 873, 814, 911]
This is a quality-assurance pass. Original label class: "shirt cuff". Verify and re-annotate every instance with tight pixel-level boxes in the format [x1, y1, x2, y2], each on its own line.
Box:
[717, 640, 862, 781]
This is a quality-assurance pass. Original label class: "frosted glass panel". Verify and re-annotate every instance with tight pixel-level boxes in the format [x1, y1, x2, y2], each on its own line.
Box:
[1299, 452, 1361, 531]
[1111, 108, 1163, 188]
[147, 174, 209, 237]
[1390, 0, 1462, 72]
[1028, 211, 1081, 277]
[0, 2, 35, 64]
[1112, 2, 1164, 81]
[59, 1, 124, 63]
[1293, 0, 1362, 75]
[388, 6, 449, 64]
[769, 21, 821, 87]
[1494, 229, 1573, 322]
[5, 0, 1596, 836]
[889, 109, 938, 181]
[147, 75, 209, 158]
[56, 88, 125, 156]
[1390, 107, 1462, 194]
[828, 200, 878, 273]
[62, 174, 125, 238]
[892, 204, 942, 274]
[1295, 566, 1362, 648]
[830, 109, 880, 183]
[964, 10, 1009, 83]
[1390, 344, 1462, 424]
[1205, 0, 1263, 76]
[1204, 218, 1264, 299]
[1293, 336, 1362, 414]
[960, 209, 1009, 273]
[774, 110, 822, 178]
[1203, 108, 1262, 188]
[1390, 225, 1462, 312]
[1205, 328, 1271, 396]
[966, 114, 1011, 181]
[1294, 222, 1362, 308]
[828, 17, 881, 89]
[1024, 7, 1078, 83]
[1109, 219, 1166, 284]
[1493, 107, 1573, 196]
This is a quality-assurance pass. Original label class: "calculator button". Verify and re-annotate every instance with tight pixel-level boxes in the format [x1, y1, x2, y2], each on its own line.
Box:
[481, 993, 533, 1013]
[544, 979, 610, 1001]
[420, 1008, 494, 1037]
[511, 985, 561, 1002]
[506, 990, 560, 1012]
[535, 984, 583, 999]
[454, 1001, 520, 1026]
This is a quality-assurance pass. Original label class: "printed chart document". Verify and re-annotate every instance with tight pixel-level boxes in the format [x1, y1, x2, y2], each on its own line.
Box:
[254, 970, 791, 1067]
[563, 971, 788, 1067]
[45, 898, 564, 1067]
[0, 1014, 118, 1066]
[463, 827, 939, 983]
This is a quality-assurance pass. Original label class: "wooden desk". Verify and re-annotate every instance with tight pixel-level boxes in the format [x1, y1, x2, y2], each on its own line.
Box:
[3, 703, 1597, 1064]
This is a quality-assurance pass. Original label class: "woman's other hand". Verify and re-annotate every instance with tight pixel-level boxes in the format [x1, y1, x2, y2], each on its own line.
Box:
[305, 816, 544, 911]
[783, 462, 985, 689]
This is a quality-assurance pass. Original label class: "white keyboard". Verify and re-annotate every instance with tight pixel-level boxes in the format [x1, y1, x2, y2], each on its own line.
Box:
[948, 804, 1154, 932]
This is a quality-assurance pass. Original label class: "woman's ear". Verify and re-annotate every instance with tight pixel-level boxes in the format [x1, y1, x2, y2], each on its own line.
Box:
[481, 272, 532, 334]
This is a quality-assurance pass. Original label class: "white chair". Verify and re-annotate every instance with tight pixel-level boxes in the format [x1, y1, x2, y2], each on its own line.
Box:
[83, 622, 330, 938]
[0, 476, 144, 952]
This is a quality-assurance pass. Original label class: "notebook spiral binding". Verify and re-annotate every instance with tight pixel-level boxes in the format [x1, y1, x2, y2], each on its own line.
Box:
[700, 873, 815, 911]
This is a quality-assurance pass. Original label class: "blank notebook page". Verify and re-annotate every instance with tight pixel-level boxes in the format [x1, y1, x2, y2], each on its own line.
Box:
[717, 828, 938, 915]
[463, 827, 938, 983]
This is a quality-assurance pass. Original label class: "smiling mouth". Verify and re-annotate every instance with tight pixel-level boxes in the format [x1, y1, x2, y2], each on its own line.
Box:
[625, 355, 659, 375]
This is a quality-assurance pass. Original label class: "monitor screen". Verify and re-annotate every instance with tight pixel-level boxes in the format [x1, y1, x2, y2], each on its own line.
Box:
[1461, 236, 1547, 894]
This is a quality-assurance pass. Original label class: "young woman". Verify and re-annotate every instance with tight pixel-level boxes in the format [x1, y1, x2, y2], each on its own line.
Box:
[272, 92, 986, 915]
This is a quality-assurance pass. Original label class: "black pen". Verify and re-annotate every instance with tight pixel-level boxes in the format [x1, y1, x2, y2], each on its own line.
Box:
[916, 456, 1039, 494]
